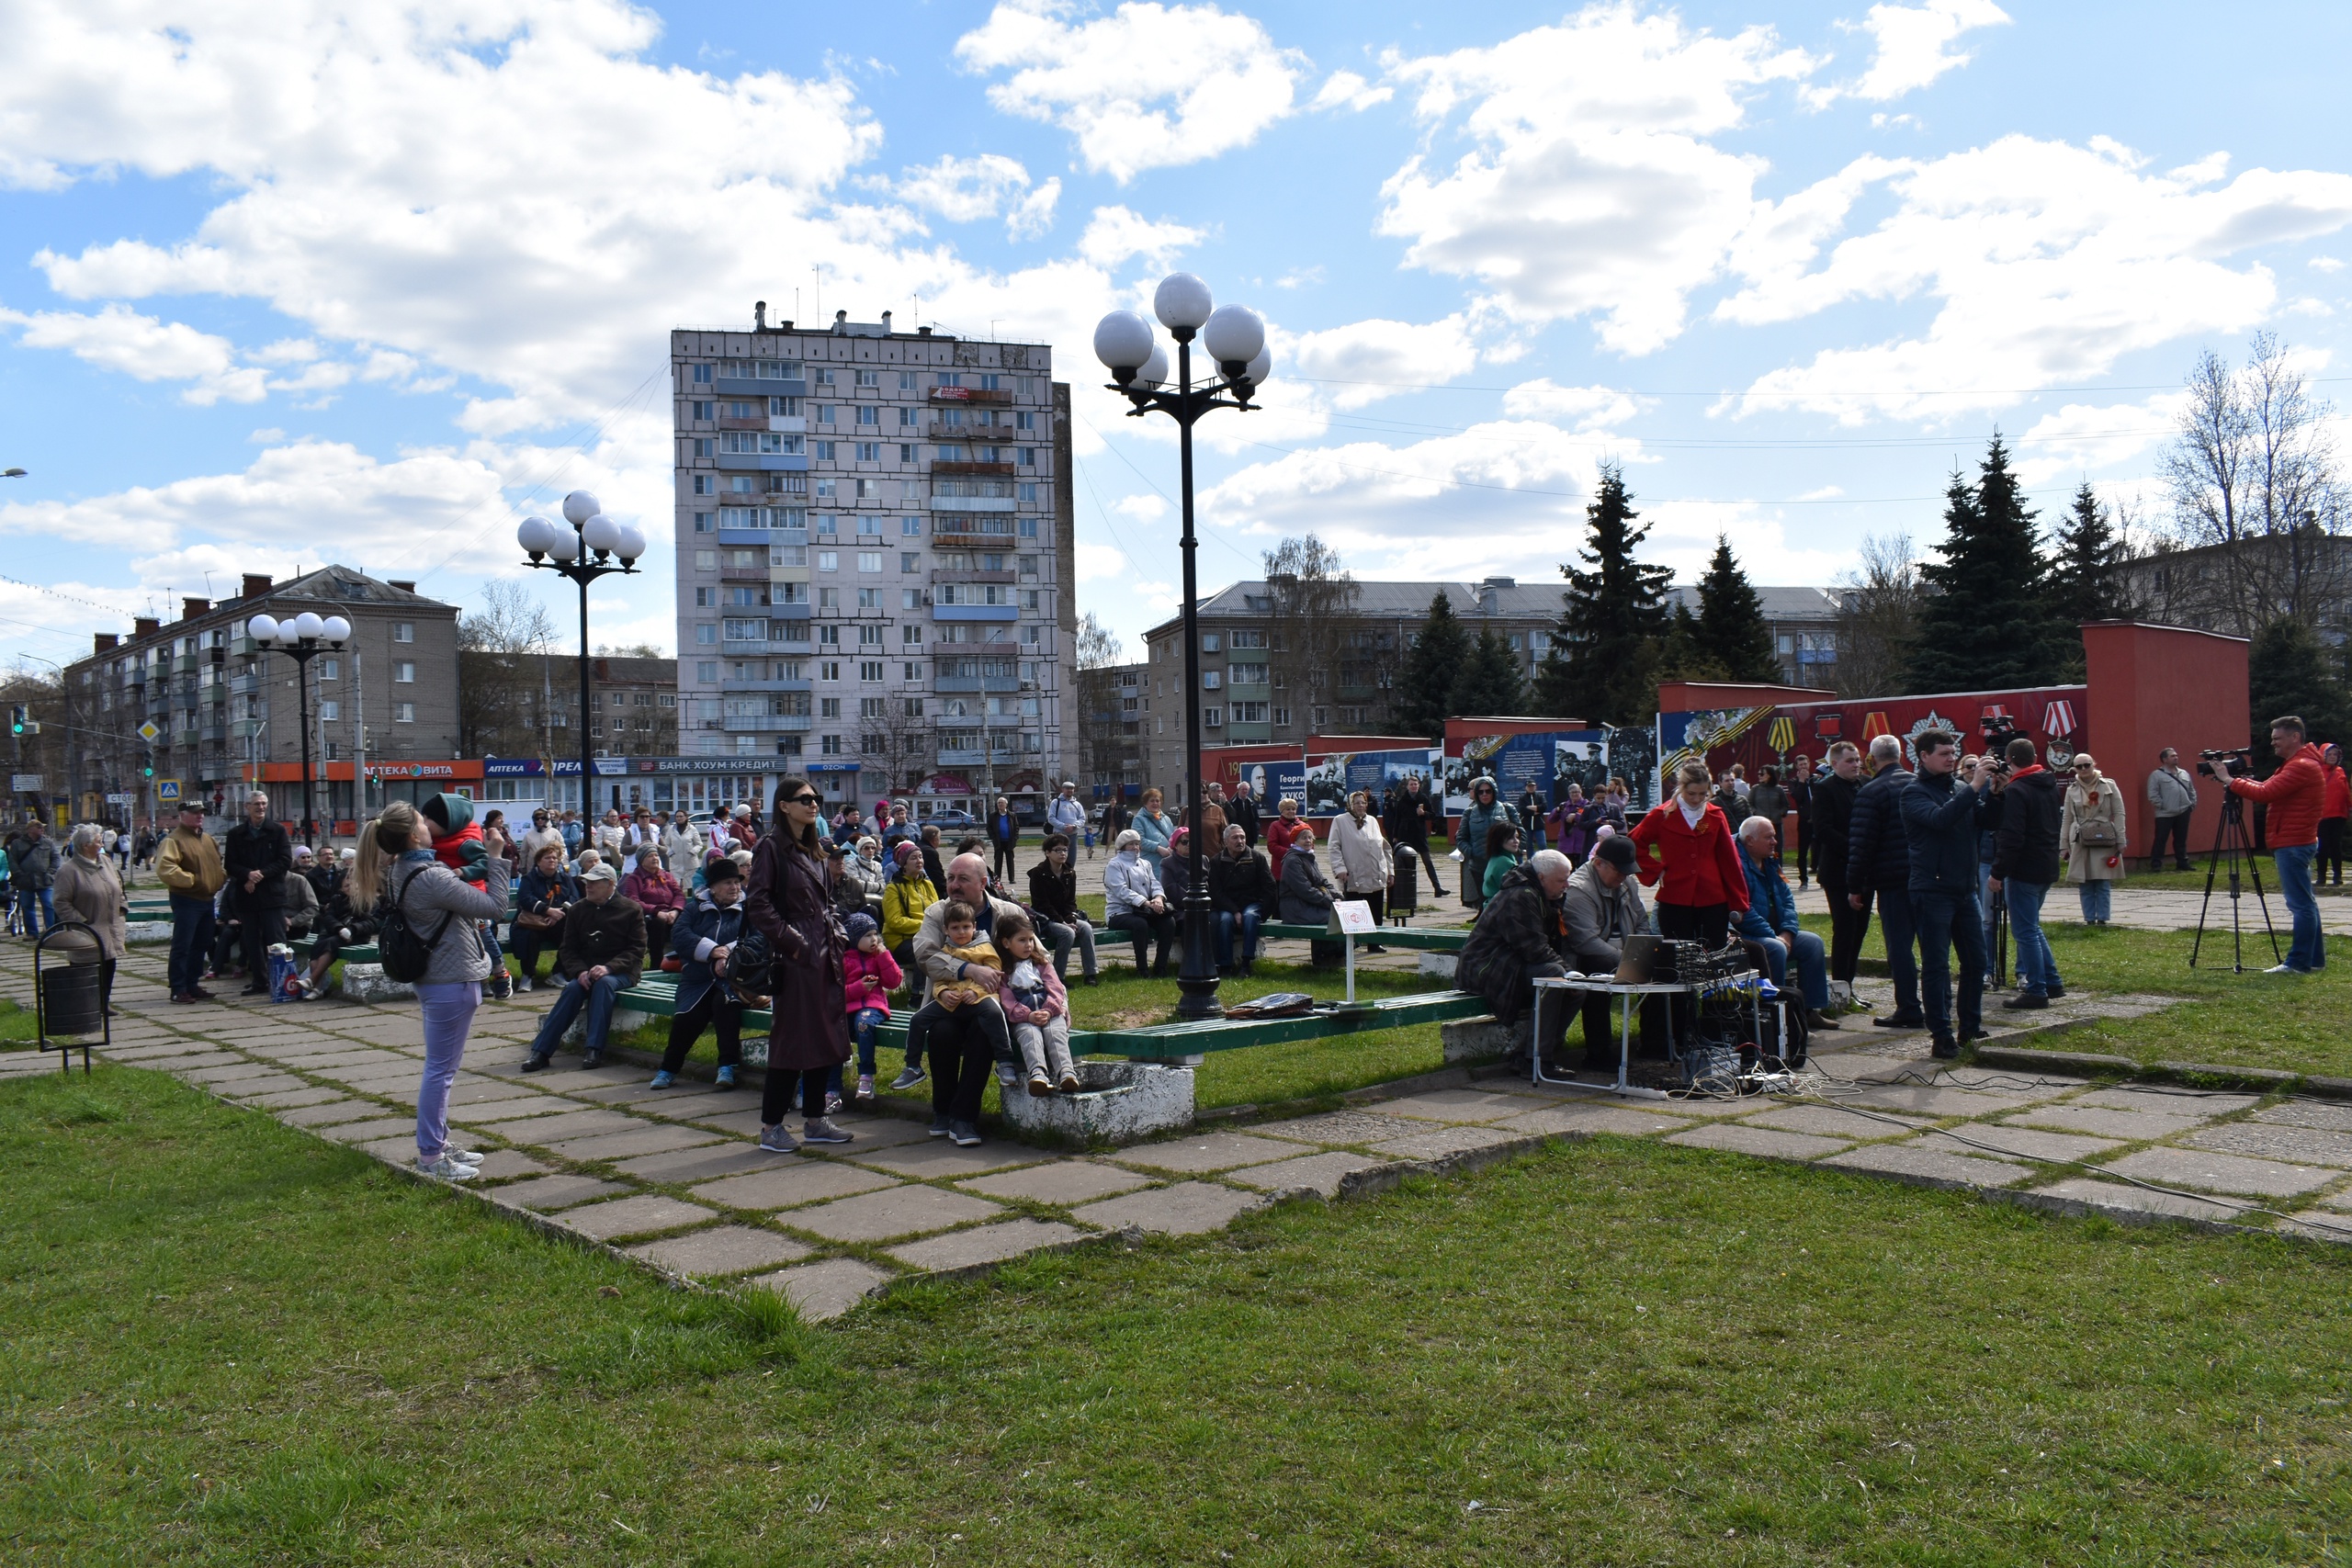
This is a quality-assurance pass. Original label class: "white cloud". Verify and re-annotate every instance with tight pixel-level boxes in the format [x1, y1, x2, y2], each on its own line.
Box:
[1074, 540, 1132, 581]
[954, 1, 1307, 183]
[1377, 3, 1816, 352]
[1075, 206, 1203, 271]
[2017, 393, 2188, 485]
[1499, 378, 1643, 427]
[1804, 1, 2010, 110]
[1310, 71, 1392, 113]
[1283, 314, 1479, 409]
[2312, 255, 2345, 272]
[1113, 495, 1169, 523]
[0, 439, 513, 591]
[891, 153, 1061, 240]
[0, 303, 266, 404]
[1720, 136, 2352, 422]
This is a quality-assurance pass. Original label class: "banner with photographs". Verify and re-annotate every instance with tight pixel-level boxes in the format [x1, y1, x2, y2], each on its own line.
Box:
[1302, 748, 1442, 817]
[1444, 728, 1637, 813]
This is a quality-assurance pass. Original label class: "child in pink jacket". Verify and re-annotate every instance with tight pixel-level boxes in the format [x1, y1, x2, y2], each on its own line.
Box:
[842, 913, 904, 1104]
[993, 909, 1078, 1094]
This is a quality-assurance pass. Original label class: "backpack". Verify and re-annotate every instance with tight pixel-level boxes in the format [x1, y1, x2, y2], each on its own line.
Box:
[380, 864, 458, 983]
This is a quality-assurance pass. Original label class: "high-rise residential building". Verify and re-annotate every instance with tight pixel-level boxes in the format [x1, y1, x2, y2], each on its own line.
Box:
[671, 307, 1073, 818]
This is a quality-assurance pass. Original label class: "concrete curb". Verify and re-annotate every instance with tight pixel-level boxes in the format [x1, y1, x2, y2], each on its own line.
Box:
[1973, 1043, 2352, 1100]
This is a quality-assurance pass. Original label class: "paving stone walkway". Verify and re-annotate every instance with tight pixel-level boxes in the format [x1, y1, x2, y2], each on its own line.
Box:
[6, 937, 2351, 1325]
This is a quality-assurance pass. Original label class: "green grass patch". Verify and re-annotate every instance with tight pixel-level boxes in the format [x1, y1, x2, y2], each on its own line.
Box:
[6, 1065, 2352, 1562]
[1799, 906, 2352, 1079]
[0, 996, 40, 1048]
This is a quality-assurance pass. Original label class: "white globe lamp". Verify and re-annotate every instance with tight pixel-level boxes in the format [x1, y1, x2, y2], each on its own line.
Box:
[322, 615, 352, 644]
[246, 614, 279, 644]
[561, 491, 600, 525]
[1201, 305, 1265, 374]
[1153, 272, 1214, 333]
[1092, 310, 1156, 381]
[615, 523, 647, 562]
[582, 513, 622, 557]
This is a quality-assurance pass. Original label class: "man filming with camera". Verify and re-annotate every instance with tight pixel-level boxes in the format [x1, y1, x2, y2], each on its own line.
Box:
[2213, 716, 2330, 974]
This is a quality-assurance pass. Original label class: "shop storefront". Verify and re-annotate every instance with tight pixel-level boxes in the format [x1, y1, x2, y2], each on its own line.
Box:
[482, 756, 773, 818]
[250, 759, 484, 835]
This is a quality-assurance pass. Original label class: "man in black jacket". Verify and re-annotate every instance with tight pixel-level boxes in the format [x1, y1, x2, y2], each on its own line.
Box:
[1786, 752, 1817, 886]
[1899, 730, 1996, 1057]
[1844, 735, 1922, 1028]
[1810, 743, 1864, 1002]
[1458, 852, 1574, 1070]
[524, 863, 647, 1071]
[1988, 736, 2065, 1010]
[221, 791, 293, 994]
[1384, 774, 1445, 895]
[1206, 823, 1277, 975]
[1226, 779, 1262, 847]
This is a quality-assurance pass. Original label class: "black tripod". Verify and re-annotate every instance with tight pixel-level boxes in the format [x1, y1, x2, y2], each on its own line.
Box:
[2190, 792, 2281, 972]
[1986, 882, 2010, 988]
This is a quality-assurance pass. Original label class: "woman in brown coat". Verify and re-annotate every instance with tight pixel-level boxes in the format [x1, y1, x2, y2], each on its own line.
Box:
[746, 775, 854, 1154]
[53, 823, 130, 1014]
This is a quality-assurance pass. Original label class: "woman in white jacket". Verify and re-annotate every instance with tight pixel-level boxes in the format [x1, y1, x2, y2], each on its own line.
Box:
[1329, 790, 1396, 949]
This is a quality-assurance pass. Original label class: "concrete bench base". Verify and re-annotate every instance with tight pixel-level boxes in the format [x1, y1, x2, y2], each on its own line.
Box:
[336, 963, 415, 1004]
[1441, 1014, 1513, 1064]
[997, 1059, 1196, 1143]
[126, 922, 174, 945]
[1418, 952, 1459, 981]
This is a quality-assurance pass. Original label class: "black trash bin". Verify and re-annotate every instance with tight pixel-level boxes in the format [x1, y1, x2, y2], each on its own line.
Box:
[40, 954, 104, 1036]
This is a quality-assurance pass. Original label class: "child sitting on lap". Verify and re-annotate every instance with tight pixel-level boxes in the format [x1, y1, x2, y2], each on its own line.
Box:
[933, 900, 1001, 1010]
[995, 910, 1078, 1095]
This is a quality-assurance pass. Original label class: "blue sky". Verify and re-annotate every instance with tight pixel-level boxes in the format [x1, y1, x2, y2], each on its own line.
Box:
[2, 0, 2348, 669]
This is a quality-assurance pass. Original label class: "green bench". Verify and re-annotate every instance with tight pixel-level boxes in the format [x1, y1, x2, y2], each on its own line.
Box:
[1259, 921, 1468, 952]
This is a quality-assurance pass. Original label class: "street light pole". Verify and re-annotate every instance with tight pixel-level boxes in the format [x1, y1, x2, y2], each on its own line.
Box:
[1094, 276, 1273, 1021]
[517, 492, 645, 820]
[244, 611, 349, 848]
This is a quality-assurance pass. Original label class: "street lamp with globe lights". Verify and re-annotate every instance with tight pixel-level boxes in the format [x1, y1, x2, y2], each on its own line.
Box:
[517, 491, 645, 818]
[1093, 273, 1271, 1021]
[243, 608, 351, 848]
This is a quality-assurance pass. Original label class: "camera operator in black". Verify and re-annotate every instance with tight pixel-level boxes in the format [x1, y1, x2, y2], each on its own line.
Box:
[1900, 730, 1998, 1057]
[1989, 736, 2065, 1009]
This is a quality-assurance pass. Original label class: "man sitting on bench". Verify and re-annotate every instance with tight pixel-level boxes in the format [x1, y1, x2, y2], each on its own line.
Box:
[522, 861, 647, 1073]
[1457, 848, 1574, 1072]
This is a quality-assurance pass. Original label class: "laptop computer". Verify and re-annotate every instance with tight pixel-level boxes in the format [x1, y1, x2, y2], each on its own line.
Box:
[1612, 933, 1661, 984]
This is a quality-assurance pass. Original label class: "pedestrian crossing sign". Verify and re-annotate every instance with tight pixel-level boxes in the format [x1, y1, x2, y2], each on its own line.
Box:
[156, 779, 181, 802]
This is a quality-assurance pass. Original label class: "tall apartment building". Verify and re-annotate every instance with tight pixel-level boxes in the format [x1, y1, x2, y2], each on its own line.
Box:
[65, 567, 460, 825]
[671, 308, 1074, 816]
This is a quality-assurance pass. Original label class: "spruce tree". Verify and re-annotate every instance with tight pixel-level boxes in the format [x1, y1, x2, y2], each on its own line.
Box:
[1906, 435, 2063, 693]
[2046, 481, 2139, 681]
[1655, 603, 1726, 682]
[1532, 463, 1671, 725]
[1451, 626, 1527, 716]
[1395, 591, 1471, 739]
[1692, 535, 1781, 682]
[2247, 617, 2349, 763]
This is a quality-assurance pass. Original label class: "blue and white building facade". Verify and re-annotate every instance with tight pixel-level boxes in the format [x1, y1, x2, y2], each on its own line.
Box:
[671, 310, 1075, 817]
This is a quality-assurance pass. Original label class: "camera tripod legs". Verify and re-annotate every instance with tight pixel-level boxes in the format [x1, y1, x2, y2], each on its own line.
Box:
[2190, 797, 2282, 972]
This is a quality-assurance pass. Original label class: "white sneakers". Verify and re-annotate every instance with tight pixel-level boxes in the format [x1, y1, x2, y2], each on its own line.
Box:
[416, 1151, 481, 1180]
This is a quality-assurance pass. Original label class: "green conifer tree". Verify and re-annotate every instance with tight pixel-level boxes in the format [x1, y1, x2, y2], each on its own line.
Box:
[1451, 626, 1527, 717]
[1395, 591, 1471, 739]
[2045, 481, 2140, 681]
[2246, 617, 2349, 763]
[1691, 536, 1782, 682]
[1532, 463, 1671, 724]
[1906, 435, 2064, 693]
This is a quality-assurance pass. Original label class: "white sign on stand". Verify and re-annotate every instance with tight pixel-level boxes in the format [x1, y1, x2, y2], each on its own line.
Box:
[1329, 900, 1378, 1002]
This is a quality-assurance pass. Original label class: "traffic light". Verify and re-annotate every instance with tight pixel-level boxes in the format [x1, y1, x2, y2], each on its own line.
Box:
[7, 705, 22, 736]
[141, 748, 154, 779]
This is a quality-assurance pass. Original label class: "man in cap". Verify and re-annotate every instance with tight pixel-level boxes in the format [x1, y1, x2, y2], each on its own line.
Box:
[156, 799, 226, 1002]
[522, 861, 647, 1072]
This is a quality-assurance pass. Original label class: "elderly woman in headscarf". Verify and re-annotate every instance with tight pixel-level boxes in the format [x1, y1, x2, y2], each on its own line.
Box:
[880, 838, 940, 1004]
[844, 834, 888, 916]
[52, 823, 130, 1015]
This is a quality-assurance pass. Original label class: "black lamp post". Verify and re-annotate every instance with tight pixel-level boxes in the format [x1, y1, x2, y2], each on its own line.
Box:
[517, 491, 645, 820]
[1093, 275, 1273, 1021]
[244, 609, 349, 848]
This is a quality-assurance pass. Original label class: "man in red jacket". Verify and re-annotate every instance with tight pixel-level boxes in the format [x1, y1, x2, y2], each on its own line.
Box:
[2219, 715, 2329, 974]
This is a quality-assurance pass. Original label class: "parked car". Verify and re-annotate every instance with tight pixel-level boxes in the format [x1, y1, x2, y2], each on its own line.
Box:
[923, 808, 978, 831]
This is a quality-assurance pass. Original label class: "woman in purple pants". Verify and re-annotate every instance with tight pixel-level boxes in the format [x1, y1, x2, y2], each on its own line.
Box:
[347, 801, 513, 1179]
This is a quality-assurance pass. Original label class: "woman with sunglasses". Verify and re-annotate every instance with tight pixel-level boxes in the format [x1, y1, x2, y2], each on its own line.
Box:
[2061, 753, 2127, 925]
[744, 778, 854, 1153]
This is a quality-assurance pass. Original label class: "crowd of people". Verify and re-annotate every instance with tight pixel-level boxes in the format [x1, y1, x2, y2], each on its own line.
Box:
[1453, 717, 2341, 1075]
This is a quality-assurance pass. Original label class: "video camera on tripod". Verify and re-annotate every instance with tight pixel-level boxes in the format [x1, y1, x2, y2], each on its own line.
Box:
[1977, 706, 2021, 774]
[2196, 747, 2253, 779]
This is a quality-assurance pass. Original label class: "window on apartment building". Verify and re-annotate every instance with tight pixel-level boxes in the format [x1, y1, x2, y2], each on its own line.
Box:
[815, 442, 834, 461]
[690, 364, 712, 384]
[855, 442, 880, 461]
[696, 661, 718, 682]
[903, 697, 923, 718]
[817, 551, 838, 572]
[857, 551, 883, 573]
[902, 516, 923, 537]
[393, 622, 414, 642]
[858, 660, 884, 682]
[695, 549, 717, 570]
[393, 661, 415, 683]
[856, 589, 882, 611]
[901, 552, 921, 574]
[693, 512, 714, 532]
[695, 588, 714, 607]
[395, 703, 416, 723]
[696, 624, 717, 645]
[318, 700, 341, 721]
[820, 734, 843, 754]
[1203, 706, 1223, 728]
[820, 697, 842, 718]
[818, 625, 840, 646]
[315, 658, 339, 680]
[901, 623, 923, 645]
[819, 660, 840, 681]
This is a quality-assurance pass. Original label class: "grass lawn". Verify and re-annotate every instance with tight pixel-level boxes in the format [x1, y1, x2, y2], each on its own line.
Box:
[1800, 909, 2352, 1080]
[6, 1066, 2351, 1564]
[0, 996, 40, 1046]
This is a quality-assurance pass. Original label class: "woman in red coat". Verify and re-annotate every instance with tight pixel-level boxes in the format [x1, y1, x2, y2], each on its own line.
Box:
[746, 776, 854, 1154]
[1627, 761, 1751, 948]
